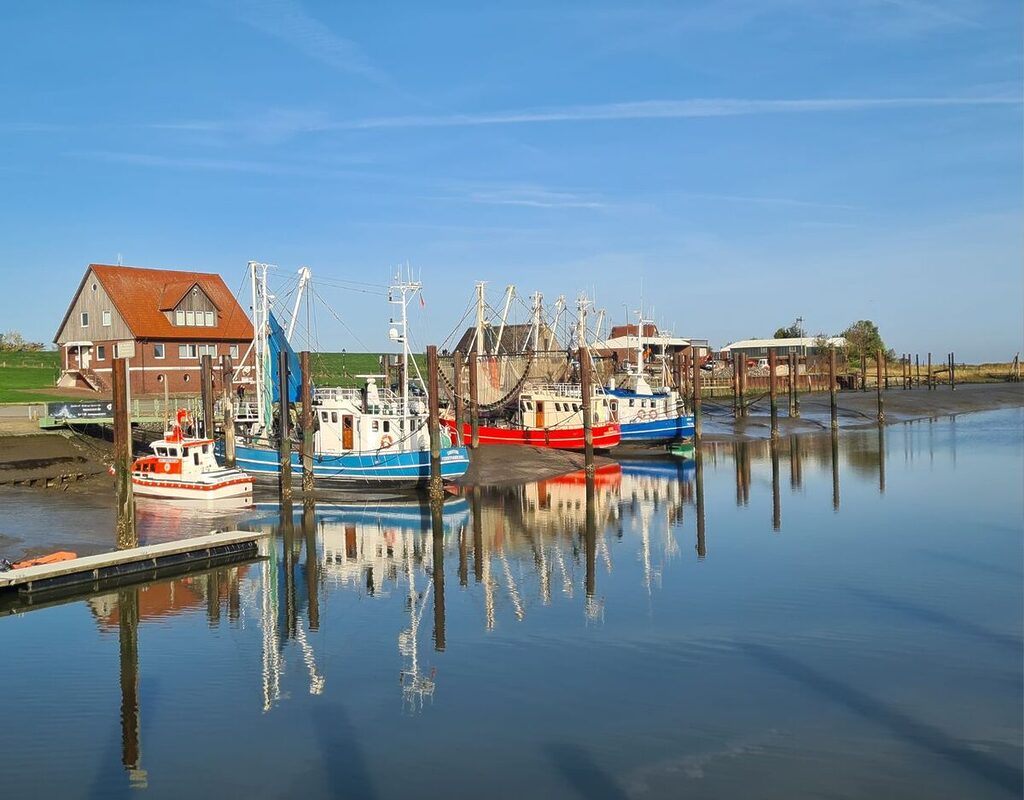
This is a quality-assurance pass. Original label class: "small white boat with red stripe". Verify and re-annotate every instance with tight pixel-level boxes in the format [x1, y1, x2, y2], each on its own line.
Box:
[131, 409, 254, 501]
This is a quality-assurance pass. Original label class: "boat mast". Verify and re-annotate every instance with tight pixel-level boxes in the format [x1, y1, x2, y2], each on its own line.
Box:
[530, 291, 543, 353]
[286, 266, 311, 343]
[494, 285, 515, 356]
[474, 281, 486, 357]
[389, 268, 422, 439]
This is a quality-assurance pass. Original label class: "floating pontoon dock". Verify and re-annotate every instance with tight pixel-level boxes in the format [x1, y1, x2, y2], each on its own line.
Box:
[0, 531, 267, 596]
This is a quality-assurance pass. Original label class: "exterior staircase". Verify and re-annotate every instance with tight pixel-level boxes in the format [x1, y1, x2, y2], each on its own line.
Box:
[78, 368, 108, 392]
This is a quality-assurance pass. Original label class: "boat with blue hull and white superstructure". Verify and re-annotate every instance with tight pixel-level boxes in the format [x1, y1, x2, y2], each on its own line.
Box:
[229, 264, 470, 490]
[606, 317, 694, 445]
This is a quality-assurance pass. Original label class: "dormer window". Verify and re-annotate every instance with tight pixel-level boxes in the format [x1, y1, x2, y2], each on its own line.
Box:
[175, 310, 185, 325]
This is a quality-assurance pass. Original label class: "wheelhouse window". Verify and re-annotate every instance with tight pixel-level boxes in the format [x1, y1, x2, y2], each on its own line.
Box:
[153, 343, 165, 359]
[155, 447, 167, 456]
[331, 412, 338, 423]
[80, 312, 89, 327]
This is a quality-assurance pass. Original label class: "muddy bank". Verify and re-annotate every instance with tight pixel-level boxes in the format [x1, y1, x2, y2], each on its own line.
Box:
[457, 444, 615, 486]
[0, 432, 111, 487]
[698, 382, 1024, 441]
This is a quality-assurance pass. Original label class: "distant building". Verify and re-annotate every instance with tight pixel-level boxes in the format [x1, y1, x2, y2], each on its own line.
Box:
[721, 336, 847, 363]
[451, 322, 560, 355]
[592, 323, 706, 368]
[54, 264, 254, 395]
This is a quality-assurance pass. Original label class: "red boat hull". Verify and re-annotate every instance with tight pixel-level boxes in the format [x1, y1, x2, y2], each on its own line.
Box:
[441, 419, 620, 450]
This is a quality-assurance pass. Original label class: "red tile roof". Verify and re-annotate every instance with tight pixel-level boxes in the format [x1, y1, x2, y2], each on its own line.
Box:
[63, 264, 253, 342]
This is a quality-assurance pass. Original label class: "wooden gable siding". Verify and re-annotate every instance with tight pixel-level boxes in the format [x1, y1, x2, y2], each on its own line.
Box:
[164, 285, 219, 326]
[55, 269, 133, 344]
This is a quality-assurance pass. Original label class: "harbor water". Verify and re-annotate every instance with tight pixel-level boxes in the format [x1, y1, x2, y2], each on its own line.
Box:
[0, 408, 1021, 798]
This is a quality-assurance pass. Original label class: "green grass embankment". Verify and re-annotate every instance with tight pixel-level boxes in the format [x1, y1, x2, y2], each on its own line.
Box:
[0, 352, 64, 403]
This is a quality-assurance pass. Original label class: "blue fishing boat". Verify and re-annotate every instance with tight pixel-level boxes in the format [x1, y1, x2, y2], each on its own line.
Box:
[231, 266, 470, 489]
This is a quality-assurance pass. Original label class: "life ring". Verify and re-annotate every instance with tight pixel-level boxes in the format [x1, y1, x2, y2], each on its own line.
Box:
[380, 434, 394, 449]
[164, 463, 171, 472]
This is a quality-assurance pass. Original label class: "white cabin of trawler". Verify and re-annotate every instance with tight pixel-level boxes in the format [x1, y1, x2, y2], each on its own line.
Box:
[517, 385, 613, 429]
[312, 380, 432, 453]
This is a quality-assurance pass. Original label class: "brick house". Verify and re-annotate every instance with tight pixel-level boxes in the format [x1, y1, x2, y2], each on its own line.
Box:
[54, 264, 254, 395]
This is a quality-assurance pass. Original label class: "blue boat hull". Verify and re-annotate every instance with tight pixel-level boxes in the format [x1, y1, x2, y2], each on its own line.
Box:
[619, 415, 695, 443]
[224, 442, 471, 488]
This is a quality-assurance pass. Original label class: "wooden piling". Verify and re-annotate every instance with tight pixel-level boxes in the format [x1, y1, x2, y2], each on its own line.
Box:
[950, 352, 956, 390]
[768, 349, 779, 438]
[453, 350, 465, 441]
[791, 353, 800, 418]
[300, 351, 314, 495]
[580, 345, 595, 473]
[278, 350, 292, 503]
[691, 346, 702, 440]
[861, 354, 867, 392]
[112, 357, 136, 550]
[829, 348, 838, 429]
[732, 358, 741, 418]
[876, 349, 885, 423]
[220, 355, 236, 468]
[927, 352, 933, 390]
[737, 358, 747, 418]
[200, 354, 214, 438]
[915, 354, 920, 389]
[427, 345, 443, 502]
[468, 353, 480, 449]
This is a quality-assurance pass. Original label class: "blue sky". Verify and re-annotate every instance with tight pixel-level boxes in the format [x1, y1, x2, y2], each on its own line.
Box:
[1, 0, 1020, 360]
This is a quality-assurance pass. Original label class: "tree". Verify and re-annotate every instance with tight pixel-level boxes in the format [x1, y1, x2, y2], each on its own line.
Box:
[0, 330, 44, 352]
[841, 320, 886, 367]
[774, 318, 804, 339]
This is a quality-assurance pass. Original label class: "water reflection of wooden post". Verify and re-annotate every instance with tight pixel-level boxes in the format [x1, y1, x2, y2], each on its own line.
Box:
[278, 350, 292, 503]
[770, 440, 781, 531]
[118, 587, 146, 788]
[112, 358, 136, 549]
[790, 434, 801, 490]
[734, 443, 743, 507]
[580, 345, 595, 473]
[303, 497, 319, 630]
[206, 569, 221, 626]
[281, 502, 297, 640]
[468, 353, 480, 449]
[431, 502, 446, 652]
[831, 430, 840, 511]
[458, 520, 468, 587]
[875, 349, 885, 423]
[584, 473, 596, 600]
[200, 354, 215, 438]
[877, 424, 886, 494]
[221, 354, 236, 468]
[695, 447, 706, 559]
[472, 487, 483, 583]
[427, 345, 444, 503]
[300, 351, 314, 496]
[829, 349, 838, 429]
[453, 350, 465, 441]
[768, 349, 779, 437]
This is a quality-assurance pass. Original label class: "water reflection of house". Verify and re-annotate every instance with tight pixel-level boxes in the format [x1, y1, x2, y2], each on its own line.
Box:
[88, 567, 247, 630]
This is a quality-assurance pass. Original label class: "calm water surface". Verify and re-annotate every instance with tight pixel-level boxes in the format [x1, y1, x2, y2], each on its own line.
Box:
[1, 409, 1021, 799]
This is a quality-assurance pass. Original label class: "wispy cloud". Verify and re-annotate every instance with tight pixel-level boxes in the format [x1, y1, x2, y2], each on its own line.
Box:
[149, 95, 1019, 140]
[329, 96, 1018, 130]
[462, 186, 607, 209]
[221, 0, 386, 83]
[68, 150, 362, 177]
[678, 191, 859, 211]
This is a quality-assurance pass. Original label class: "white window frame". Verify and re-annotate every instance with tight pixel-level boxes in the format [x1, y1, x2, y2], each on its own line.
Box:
[205, 311, 215, 327]
[229, 345, 239, 359]
[179, 344, 198, 359]
[175, 310, 185, 326]
[80, 312, 89, 327]
[102, 310, 111, 327]
[153, 343, 165, 359]
[185, 310, 196, 326]
[96, 345, 105, 360]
